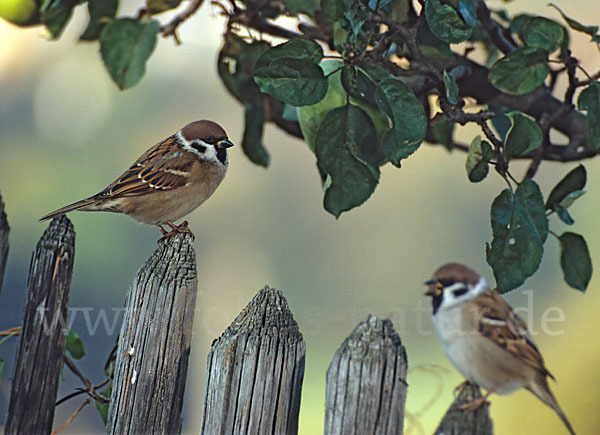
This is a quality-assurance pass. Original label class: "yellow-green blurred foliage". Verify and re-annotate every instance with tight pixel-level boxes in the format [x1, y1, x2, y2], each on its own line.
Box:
[1, 1, 599, 434]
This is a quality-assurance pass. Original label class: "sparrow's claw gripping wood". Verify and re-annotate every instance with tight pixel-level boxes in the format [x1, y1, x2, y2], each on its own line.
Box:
[157, 221, 195, 243]
[458, 389, 493, 411]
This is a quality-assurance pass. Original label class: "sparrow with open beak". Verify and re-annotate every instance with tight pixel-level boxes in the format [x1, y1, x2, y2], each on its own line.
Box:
[40, 120, 234, 241]
[425, 263, 575, 434]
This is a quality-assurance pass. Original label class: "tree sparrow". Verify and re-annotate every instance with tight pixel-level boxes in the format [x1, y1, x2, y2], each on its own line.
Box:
[425, 263, 575, 434]
[40, 120, 234, 241]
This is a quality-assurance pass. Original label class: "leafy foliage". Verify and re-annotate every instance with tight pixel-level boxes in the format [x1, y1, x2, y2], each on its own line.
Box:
[6, 0, 599, 292]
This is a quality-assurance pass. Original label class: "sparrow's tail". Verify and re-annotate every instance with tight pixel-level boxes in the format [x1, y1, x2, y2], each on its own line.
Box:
[39, 198, 99, 222]
[527, 376, 575, 435]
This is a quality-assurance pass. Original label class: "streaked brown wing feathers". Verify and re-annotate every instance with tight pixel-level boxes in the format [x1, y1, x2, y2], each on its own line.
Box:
[472, 290, 552, 377]
[93, 136, 194, 199]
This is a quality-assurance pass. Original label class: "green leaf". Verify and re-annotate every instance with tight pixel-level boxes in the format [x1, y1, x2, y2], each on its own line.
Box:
[577, 82, 600, 148]
[100, 18, 160, 90]
[242, 102, 269, 167]
[94, 382, 112, 425]
[255, 38, 323, 70]
[549, 3, 599, 38]
[424, 0, 472, 44]
[431, 116, 454, 151]
[374, 77, 426, 166]
[559, 189, 585, 209]
[545, 165, 587, 210]
[315, 105, 380, 217]
[522, 17, 565, 53]
[458, 0, 478, 27]
[489, 47, 549, 95]
[286, 0, 320, 15]
[254, 58, 328, 106]
[443, 70, 459, 104]
[555, 205, 574, 225]
[489, 104, 511, 140]
[414, 19, 454, 58]
[486, 179, 548, 293]
[559, 232, 592, 291]
[80, 0, 117, 40]
[64, 329, 85, 360]
[466, 135, 494, 182]
[504, 112, 542, 158]
[146, 0, 181, 14]
[40, 0, 78, 39]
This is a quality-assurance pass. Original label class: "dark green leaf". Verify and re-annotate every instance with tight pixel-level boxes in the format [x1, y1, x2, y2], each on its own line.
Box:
[415, 19, 454, 58]
[100, 18, 160, 90]
[146, 0, 181, 14]
[577, 82, 600, 148]
[488, 104, 511, 140]
[94, 382, 112, 425]
[374, 77, 426, 166]
[242, 102, 269, 167]
[545, 165, 587, 210]
[315, 105, 380, 217]
[510, 14, 534, 36]
[466, 135, 493, 182]
[555, 205, 574, 225]
[424, 0, 472, 44]
[559, 232, 592, 291]
[41, 0, 78, 39]
[80, 0, 117, 40]
[504, 112, 542, 158]
[458, 0, 478, 27]
[391, 0, 410, 23]
[254, 58, 328, 106]
[559, 189, 585, 209]
[486, 179, 548, 293]
[286, 0, 320, 15]
[443, 70, 459, 104]
[549, 3, 598, 37]
[522, 17, 565, 53]
[431, 116, 454, 151]
[255, 38, 323, 70]
[489, 47, 549, 95]
[64, 329, 85, 360]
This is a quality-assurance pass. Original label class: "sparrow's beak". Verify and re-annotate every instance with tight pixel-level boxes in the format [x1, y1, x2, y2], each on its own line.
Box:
[424, 279, 441, 297]
[216, 139, 234, 149]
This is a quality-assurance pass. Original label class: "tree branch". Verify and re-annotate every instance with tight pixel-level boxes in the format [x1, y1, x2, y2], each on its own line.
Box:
[161, 0, 205, 45]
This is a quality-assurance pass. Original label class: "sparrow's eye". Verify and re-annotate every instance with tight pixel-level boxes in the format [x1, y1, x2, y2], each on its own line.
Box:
[204, 135, 216, 144]
[452, 287, 468, 297]
[438, 278, 456, 287]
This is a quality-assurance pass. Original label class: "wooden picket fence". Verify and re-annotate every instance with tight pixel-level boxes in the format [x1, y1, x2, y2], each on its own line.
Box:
[0, 192, 492, 434]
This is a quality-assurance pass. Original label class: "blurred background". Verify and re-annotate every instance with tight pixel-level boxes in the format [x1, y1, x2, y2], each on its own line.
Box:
[1, 0, 599, 433]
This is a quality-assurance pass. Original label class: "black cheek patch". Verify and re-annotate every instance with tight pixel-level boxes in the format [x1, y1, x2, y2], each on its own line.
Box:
[216, 148, 227, 165]
[192, 143, 207, 154]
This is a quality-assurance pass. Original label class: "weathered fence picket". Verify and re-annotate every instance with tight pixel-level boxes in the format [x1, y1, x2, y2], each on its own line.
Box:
[434, 383, 493, 435]
[5, 216, 75, 434]
[201, 286, 306, 434]
[107, 232, 198, 434]
[324, 314, 408, 435]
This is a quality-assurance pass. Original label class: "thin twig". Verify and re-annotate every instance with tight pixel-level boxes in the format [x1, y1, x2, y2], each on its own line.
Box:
[161, 0, 205, 45]
[50, 397, 90, 435]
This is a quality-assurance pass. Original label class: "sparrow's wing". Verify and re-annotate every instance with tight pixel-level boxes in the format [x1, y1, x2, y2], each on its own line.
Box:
[470, 290, 553, 378]
[94, 136, 194, 198]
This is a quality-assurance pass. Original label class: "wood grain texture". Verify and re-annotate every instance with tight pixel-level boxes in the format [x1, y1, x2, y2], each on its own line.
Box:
[201, 286, 305, 434]
[5, 216, 75, 435]
[0, 191, 9, 297]
[107, 233, 197, 435]
[433, 383, 493, 435]
[324, 314, 408, 435]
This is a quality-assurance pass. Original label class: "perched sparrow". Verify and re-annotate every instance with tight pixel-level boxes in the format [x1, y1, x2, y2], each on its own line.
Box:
[40, 120, 233, 241]
[425, 263, 575, 435]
